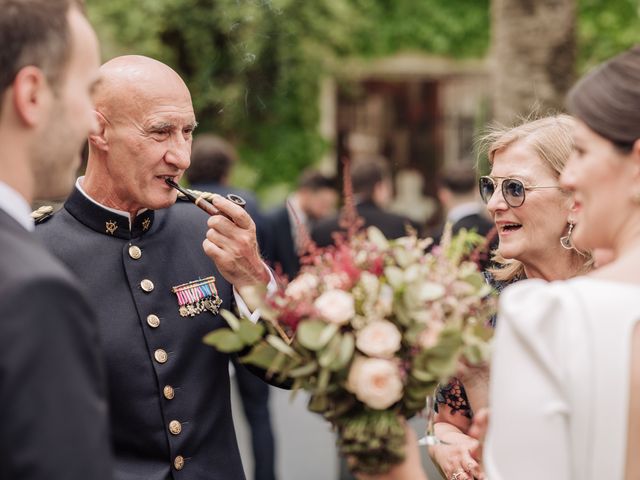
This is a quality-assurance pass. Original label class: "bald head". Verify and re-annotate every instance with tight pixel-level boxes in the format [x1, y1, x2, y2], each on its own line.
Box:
[84, 54, 197, 216]
[94, 55, 192, 119]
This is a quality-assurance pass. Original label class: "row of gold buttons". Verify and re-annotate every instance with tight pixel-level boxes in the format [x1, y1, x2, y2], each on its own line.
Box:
[132, 244, 184, 472]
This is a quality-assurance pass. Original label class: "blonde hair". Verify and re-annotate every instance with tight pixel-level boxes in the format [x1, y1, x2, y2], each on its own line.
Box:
[478, 114, 587, 282]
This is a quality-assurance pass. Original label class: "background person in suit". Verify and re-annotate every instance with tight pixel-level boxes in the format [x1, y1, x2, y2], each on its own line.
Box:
[0, 1, 112, 478]
[36, 55, 275, 480]
[312, 156, 417, 248]
[186, 133, 277, 480]
[265, 170, 338, 280]
[432, 164, 497, 269]
[186, 133, 269, 255]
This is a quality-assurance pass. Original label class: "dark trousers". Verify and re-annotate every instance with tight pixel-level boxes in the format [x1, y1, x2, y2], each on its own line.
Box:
[233, 358, 277, 480]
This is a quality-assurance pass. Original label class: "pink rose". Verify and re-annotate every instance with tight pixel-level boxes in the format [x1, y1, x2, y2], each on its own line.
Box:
[285, 273, 319, 301]
[314, 289, 355, 325]
[356, 320, 402, 359]
[347, 356, 404, 409]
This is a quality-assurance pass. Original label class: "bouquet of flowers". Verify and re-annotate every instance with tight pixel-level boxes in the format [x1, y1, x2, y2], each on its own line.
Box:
[205, 225, 495, 475]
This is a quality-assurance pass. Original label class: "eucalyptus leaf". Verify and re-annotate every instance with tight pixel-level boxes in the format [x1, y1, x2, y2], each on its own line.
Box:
[331, 332, 355, 371]
[318, 334, 342, 368]
[238, 319, 265, 345]
[240, 343, 279, 370]
[220, 309, 241, 332]
[203, 328, 244, 352]
[266, 334, 297, 356]
[289, 361, 318, 378]
[297, 319, 337, 351]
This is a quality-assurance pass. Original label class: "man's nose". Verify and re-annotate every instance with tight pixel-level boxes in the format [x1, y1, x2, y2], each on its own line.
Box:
[165, 137, 191, 170]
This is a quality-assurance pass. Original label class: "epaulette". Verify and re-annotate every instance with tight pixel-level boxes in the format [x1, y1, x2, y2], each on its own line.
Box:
[176, 188, 215, 203]
[31, 205, 55, 224]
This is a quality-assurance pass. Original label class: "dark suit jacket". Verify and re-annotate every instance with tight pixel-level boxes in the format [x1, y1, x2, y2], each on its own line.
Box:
[311, 201, 416, 248]
[0, 209, 112, 479]
[37, 187, 268, 480]
[264, 205, 300, 281]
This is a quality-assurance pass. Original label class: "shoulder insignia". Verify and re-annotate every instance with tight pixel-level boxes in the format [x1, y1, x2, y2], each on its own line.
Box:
[177, 188, 215, 203]
[31, 205, 55, 224]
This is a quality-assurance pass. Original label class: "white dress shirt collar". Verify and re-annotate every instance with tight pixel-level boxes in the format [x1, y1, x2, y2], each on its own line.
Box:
[0, 181, 34, 231]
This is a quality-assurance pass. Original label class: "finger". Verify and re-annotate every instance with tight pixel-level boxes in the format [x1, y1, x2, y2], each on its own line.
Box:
[210, 194, 252, 229]
[461, 452, 481, 477]
[207, 214, 244, 238]
[202, 238, 225, 261]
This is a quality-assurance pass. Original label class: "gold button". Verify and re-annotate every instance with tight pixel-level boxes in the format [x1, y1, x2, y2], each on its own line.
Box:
[163, 385, 175, 400]
[154, 349, 168, 364]
[147, 314, 160, 328]
[174, 455, 185, 470]
[169, 420, 182, 435]
[140, 279, 154, 292]
[128, 245, 142, 260]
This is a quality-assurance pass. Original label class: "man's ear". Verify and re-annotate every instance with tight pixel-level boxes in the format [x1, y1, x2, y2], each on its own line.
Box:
[88, 110, 109, 152]
[11, 66, 50, 127]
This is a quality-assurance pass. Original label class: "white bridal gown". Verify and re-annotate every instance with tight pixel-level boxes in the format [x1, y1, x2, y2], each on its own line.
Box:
[484, 278, 639, 480]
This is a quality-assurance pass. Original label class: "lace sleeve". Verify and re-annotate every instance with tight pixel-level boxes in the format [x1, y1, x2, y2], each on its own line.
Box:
[435, 377, 472, 419]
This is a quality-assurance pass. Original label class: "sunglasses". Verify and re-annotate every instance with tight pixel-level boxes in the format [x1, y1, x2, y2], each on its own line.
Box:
[478, 176, 562, 208]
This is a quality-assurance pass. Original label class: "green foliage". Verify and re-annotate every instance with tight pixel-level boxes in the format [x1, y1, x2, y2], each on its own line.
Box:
[578, 0, 640, 71]
[87, 0, 638, 191]
[87, 0, 490, 192]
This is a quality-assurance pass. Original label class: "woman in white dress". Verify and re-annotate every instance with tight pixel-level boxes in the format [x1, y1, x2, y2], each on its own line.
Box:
[485, 45, 640, 480]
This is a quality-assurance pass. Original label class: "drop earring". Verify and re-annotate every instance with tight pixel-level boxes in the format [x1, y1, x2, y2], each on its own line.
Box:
[560, 222, 574, 250]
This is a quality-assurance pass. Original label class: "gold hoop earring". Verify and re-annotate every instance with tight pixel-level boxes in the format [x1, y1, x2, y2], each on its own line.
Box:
[560, 222, 574, 250]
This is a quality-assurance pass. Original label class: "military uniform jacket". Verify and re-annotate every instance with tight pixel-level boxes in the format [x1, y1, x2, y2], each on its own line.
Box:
[36, 187, 246, 480]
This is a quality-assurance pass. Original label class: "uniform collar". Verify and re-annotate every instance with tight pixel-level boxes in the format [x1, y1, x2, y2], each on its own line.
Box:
[64, 183, 155, 239]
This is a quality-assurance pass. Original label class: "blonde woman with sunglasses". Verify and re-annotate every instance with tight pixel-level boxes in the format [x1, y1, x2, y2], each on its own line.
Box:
[431, 115, 590, 480]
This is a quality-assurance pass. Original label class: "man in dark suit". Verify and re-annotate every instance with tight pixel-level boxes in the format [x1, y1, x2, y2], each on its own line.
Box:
[312, 156, 416, 248]
[0, 1, 112, 478]
[265, 170, 338, 279]
[186, 133, 276, 480]
[433, 164, 497, 268]
[36, 55, 275, 480]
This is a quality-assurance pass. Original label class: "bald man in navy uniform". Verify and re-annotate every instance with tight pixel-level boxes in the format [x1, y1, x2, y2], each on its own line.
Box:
[36, 55, 275, 480]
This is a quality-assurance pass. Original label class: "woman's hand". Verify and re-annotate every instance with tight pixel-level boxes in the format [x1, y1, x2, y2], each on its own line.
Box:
[468, 408, 490, 464]
[429, 421, 484, 480]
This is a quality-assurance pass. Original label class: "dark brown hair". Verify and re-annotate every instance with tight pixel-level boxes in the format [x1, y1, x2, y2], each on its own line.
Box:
[439, 163, 477, 194]
[0, 0, 84, 96]
[350, 156, 390, 199]
[186, 134, 238, 184]
[296, 169, 336, 192]
[567, 45, 640, 150]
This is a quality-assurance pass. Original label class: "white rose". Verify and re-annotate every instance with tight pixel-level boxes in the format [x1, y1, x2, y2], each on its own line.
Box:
[325, 272, 349, 290]
[347, 356, 404, 410]
[356, 320, 402, 359]
[314, 289, 355, 325]
[285, 273, 319, 300]
[376, 284, 394, 316]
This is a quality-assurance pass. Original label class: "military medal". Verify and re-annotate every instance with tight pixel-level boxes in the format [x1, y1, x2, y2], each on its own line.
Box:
[171, 276, 222, 317]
